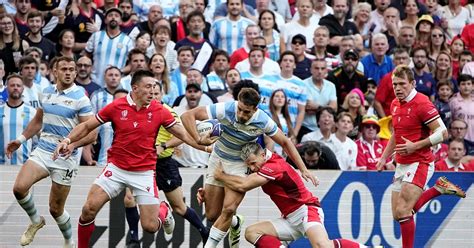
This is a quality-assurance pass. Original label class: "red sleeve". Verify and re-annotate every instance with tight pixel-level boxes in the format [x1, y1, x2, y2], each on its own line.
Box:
[257, 161, 281, 181]
[417, 98, 440, 125]
[375, 76, 389, 103]
[160, 104, 177, 128]
[96, 99, 116, 124]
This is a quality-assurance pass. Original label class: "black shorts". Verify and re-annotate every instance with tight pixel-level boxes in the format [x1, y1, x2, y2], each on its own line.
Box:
[156, 156, 183, 193]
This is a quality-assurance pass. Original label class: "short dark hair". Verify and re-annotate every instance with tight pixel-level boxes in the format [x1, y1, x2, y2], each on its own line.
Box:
[177, 45, 195, 57]
[237, 87, 261, 107]
[315, 106, 336, 127]
[458, 74, 472, 83]
[186, 10, 205, 24]
[392, 46, 409, 56]
[127, 48, 147, 65]
[460, 50, 473, 58]
[118, 0, 133, 7]
[113, 88, 129, 98]
[278, 51, 297, 64]
[131, 70, 154, 85]
[211, 49, 230, 64]
[27, 10, 43, 21]
[232, 79, 259, 99]
[449, 138, 465, 150]
[55, 56, 75, 68]
[104, 66, 121, 75]
[411, 46, 428, 57]
[6, 73, 23, 85]
[227, 0, 243, 5]
[248, 47, 265, 57]
[303, 141, 322, 156]
[19, 56, 38, 70]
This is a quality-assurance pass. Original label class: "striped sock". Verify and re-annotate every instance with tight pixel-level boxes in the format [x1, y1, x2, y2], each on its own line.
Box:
[55, 210, 73, 244]
[17, 192, 41, 224]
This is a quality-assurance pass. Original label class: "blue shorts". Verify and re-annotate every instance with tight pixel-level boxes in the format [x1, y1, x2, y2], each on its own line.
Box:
[156, 156, 183, 193]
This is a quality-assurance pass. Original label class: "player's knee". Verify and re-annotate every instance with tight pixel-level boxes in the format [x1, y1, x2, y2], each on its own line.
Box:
[12, 184, 28, 200]
[170, 201, 187, 216]
[220, 205, 236, 219]
[49, 203, 64, 218]
[244, 225, 259, 243]
[394, 205, 411, 219]
[81, 202, 99, 221]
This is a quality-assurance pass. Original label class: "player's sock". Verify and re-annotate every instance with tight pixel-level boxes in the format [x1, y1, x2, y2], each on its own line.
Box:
[125, 206, 140, 241]
[231, 215, 239, 228]
[254, 235, 281, 248]
[158, 201, 169, 223]
[204, 226, 226, 248]
[413, 187, 441, 213]
[17, 191, 41, 224]
[332, 238, 365, 248]
[399, 216, 415, 248]
[54, 210, 73, 244]
[182, 207, 209, 241]
[78, 218, 95, 248]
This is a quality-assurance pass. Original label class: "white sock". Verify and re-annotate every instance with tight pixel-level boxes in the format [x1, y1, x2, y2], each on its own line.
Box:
[231, 215, 238, 228]
[55, 210, 73, 243]
[204, 226, 227, 248]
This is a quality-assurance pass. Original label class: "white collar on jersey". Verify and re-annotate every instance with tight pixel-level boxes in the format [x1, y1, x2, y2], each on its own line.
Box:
[445, 158, 465, 170]
[264, 149, 272, 162]
[402, 89, 417, 103]
[126, 93, 151, 108]
[54, 84, 77, 95]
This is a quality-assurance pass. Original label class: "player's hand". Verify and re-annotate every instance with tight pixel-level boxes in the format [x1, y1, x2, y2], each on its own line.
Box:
[214, 161, 225, 180]
[155, 145, 164, 155]
[196, 187, 205, 206]
[53, 141, 74, 160]
[395, 136, 417, 155]
[376, 158, 386, 172]
[5, 140, 22, 159]
[301, 170, 319, 187]
[198, 132, 219, 146]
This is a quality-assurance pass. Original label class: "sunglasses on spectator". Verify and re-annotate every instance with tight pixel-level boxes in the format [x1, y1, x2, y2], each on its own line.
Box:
[365, 124, 378, 129]
[344, 56, 358, 61]
[292, 40, 305, 45]
[431, 34, 443, 38]
[253, 45, 267, 49]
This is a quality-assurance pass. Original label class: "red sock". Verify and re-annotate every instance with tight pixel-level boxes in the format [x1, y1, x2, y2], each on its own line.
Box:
[158, 201, 168, 223]
[413, 187, 441, 213]
[399, 216, 415, 248]
[332, 238, 362, 248]
[255, 235, 281, 248]
[78, 218, 95, 248]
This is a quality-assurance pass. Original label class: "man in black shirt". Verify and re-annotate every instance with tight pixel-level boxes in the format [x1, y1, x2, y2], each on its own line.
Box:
[287, 141, 340, 170]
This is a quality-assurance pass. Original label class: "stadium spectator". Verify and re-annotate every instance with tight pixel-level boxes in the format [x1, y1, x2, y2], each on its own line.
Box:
[449, 74, 474, 142]
[254, 0, 285, 29]
[147, 24, 178, 71]
[212, 0, 257, 21]
[291, 34, 312, 80]
[319, 0, 359, 55]
[120, 49, 148, 91]
[461, 23, 474, 54]
[0, 13, 29, 79]
[258, 10, 281, 62]
[352, 2, 372, 47]
[300, 59, 337, 139]
[265, 89, 296, 156]
[173, 83, 211, 168]
[23, 47, 51, 90]
[206, 49, 230, 98]
[236, 36, 281, 75]
[340, 88, 366, 139]
[334, 112, 357, 170]
[18, 56, 41, 108]
[240, 48, 278, 113]
[361, 33, 394, 85]
[132, 31, 151, 55]
[374, 47, 410, 117]
[434, 80, 454, 127]
[414, 14, 433, 50]
[7, 56, 93, 248]
[327, 49, 367, 106]
[451, 36, 465, 80]
[367, 0, 390, 34]
[398, 25, 416, 54]
[217, 68, 241, 103]
[64, 0, 103, 51]
[441, 0, 471, 40]
[209, 0, 254, 55]
[129, 5, 162, 40]
[0, 59, 6, 104]
[170, 46, 195, 96]
[173, 68, 216, 107]
[301, 106, 340, 156]
[268, 0, 292, 22]
[275, 51, 307, 135]
[117, 0, 136, 34]
[308, 26, 338, 69]
[74, 56, 101, 97]
[288, 140, 339, 170]
[56, 29, 79, 61]
[175, 10, 214, 75]
[84, 7, 134, 86]
[356, 115, 387, 170]
[229, 24, 260, 68]
[291, 0, 333, 28]
[14, 0, 31, 38]
[89, 66, 122, 167]
[449, 118, 474, 156]
[433, 51, 458, 93]
[429, 26, 450, 67]
[436, 139, 474, 171]
[281, 0, 316, 51]
[333, 35, 364, 72]
[411, 47, 436, 99]
[149, 53, 178, 106]
[401, 0, 419, 29]
[0, 74, 37, 165]
[382, 7, 401, 55]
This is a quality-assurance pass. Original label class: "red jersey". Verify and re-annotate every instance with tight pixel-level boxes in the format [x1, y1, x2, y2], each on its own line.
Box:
[433, 143, 448, 162]
[356, 138, 386, 170]
[375, 71, 395, 116]
[96, 96, 176, 171]
[258, 152, 320, 217]
[391, 92, 440, 164]
[435, 159, 473, 172]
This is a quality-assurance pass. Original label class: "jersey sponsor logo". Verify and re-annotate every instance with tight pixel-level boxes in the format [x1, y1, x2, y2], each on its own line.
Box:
[428, 108, 437, 115]
[63, 100, 73, 106]
[147, 112, 153, 122]
[133, 121, 138, 128]
[121, 110, 128, 120]
[104, 170, 112, 178]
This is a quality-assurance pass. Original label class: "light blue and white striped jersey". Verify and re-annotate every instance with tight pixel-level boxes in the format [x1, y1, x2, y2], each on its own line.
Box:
[275, 75, 307, 126]
[22, 84, 43, 109]
[206, 71, 226, 91]
[90, 88, 114, 166]
[240, 71, 278, 114]
[209, 16, 254, 55]
[302, 78, 337, 131]
[132, 0, 157, 21]
[120, 75, 132, 92]
[160, 0, 178, 18]
[273, 113, 288, 157]
[266, 29, 281, 62]
[38, 85, 93, 156]
[86, 31, 134, 87]
[170, 69, 187, 97]
[207, 101, 278, 161]
[0, 102, 37, 165]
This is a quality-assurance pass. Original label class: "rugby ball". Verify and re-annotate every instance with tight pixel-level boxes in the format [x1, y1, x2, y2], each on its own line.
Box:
[197, 119, 222, 137]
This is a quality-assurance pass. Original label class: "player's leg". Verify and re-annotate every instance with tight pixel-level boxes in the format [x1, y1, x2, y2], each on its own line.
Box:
[395, 183, 423, 248]
[413, 176, 466, 213]
[205, 187, 245, 248]
[203, 184, 225, 221]
[124, 187, 140, 245]
[245, 221, 282, 247]
[12, 159, 49, 246]
[49, 181, 74, 247]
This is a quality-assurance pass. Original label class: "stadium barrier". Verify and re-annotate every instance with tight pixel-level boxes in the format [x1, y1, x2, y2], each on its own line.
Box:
[0, 166, 472, 247]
